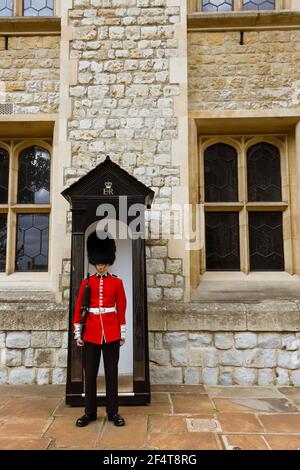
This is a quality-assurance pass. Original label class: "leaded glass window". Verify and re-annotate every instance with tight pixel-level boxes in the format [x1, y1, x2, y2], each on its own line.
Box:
[15, 213, 49, 272]
[0, 0, 13, 16]
[247, 142, 282, 202]
[243, 0, 275, 10]
[205, 211, 240, 270]
[202, 0, 233, 12]
[204, 143, 238, 202]
[0, 147, 9, 204]
[18, 146, 51, 204]
[249, 211, 284, 271]
[0, 214, 7, 272]
[23, 0, 54, 16]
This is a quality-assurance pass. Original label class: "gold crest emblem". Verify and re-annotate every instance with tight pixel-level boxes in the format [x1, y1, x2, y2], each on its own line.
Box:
[103, 181, 113, 195]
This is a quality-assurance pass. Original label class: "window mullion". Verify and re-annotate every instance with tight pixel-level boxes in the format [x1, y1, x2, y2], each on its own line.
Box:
[14, 0, 23, 16]
[240, 137, 250, 274]
[235, 0, 243, 11]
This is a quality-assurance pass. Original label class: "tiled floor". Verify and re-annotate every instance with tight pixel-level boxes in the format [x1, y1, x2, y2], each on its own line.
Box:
[0, 384, 300, 450]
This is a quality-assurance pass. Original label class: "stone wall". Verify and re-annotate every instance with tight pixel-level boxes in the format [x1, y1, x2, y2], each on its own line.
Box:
[63, 0, 185, 302]
[188, 30, 300, 111]
[148, 301, 300, 386]
[0, 293, 68, 385]
[149, 331, 300, 386]
[0, 36, 60, 113]
[0, 331, 67, 385]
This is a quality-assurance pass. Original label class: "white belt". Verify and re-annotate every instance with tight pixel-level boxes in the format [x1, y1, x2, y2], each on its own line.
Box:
[88, 307, 116, 314]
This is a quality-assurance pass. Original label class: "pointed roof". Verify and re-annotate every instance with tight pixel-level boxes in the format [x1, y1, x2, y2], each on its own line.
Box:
[61, 155, 155, 208]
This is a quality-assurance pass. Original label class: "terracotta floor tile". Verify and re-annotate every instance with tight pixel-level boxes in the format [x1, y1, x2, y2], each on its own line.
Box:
[222, 434, 269, 450]
[0, 385, 64, 397]
[171, 394, 213, 414]
[119, 394, 172, 415]
[97, 414, 148, 449]
[278, 387, 300, 401]
[1, 397, 61, 419]
[264, 435, 300, 450]
[149, 415, 188, 435]
[44, 416, 104, 449]
[0, 418, 53, 439]
[213, 398, 298, 413]
[0, 438, 51, 450]
[217, 413, 264, 433]
[147, 432, 220, 450]
[207, 386, 282, 399]
[151, 385, 206, 394]
[258, 414, 300, 433]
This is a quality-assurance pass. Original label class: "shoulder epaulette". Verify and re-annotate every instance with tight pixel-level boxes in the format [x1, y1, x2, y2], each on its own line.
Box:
[111, 273, 118, 278]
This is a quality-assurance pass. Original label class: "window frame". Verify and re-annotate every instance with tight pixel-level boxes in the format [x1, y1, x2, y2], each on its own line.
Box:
[0, 138, 52, 276]
[0, 0, 56, 17]
[199, 134, 292, 274]
[188, 0, 284, 14]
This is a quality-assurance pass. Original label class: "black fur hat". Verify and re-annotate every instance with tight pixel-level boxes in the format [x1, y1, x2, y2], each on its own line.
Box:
[87, 231, 116, 266]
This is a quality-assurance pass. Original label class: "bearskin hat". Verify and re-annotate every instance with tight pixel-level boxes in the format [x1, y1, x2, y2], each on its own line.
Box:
[87, 231, 116, 266]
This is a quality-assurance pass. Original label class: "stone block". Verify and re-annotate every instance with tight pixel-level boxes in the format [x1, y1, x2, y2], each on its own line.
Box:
[214, 333, 234, 350]
[220, 350, 243, 367]
[37, 368, 50, 385]
[235, 332, 257, 349]
[257, 333, 281, 349]
[150, 364, 182, 384]
[278, 351, 300, 370]
[6, 332, 30, 349]
[8, 367, 35, 385]
[244, 349, 276, 368]
[171, 348, 187, 366]
[52, 368, 67, 385]
[202, 368, 218, 385]
[149, 349, 170, 366]
[219, 368, 233, 385]
[163, 332, 187, 348]
[184, 367, 199, 385]
[234, 368, 257, 386]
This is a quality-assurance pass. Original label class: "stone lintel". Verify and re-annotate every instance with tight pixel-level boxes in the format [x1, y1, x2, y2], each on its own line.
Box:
[148, 301, 300, 332]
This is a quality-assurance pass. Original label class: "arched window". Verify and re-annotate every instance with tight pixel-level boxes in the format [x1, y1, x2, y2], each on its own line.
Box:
[18, 145, 51, 204]
[15, 213, 49, 272]
[0, 147, 9, 204]
[247, 142, 282, 202]
[204, 143, 238, 202]
[0, 214, 7, 272]
[243, 0, 275, 10]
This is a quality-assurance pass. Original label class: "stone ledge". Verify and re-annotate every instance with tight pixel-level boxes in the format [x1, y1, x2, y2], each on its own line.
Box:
[148, 301, 300, 332]
[188, 11, 300, 31]
[0, 17, 61, 35]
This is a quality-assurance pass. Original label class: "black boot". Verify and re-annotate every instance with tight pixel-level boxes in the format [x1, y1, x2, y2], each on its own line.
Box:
[107, 413, 125, 426]
[76, 413, 97, 427]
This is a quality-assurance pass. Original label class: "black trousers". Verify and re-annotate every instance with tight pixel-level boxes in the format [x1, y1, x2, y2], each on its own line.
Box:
[83, 338, 120, 417]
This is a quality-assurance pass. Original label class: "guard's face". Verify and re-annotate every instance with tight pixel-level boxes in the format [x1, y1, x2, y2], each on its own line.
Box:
[95, 263, 110, 273]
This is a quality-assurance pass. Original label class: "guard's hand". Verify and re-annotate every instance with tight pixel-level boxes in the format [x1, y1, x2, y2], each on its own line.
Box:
[76, 338, 84, 347]
[120, 339, 125, 346]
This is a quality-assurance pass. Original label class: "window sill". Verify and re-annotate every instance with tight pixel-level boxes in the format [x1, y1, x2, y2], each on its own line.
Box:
[0, 272, 51, 290]
[0, 17, 61, 35]
[188, 11, 300, 32]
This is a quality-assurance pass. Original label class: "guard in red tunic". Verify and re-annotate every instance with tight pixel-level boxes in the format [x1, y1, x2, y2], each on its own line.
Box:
[73, 231, 127, 427]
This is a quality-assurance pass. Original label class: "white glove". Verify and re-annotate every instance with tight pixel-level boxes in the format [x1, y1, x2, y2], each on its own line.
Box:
[120, 324, 126, 341]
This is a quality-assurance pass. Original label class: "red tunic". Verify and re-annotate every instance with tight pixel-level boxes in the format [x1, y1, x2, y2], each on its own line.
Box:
[73, 271, 127, 344]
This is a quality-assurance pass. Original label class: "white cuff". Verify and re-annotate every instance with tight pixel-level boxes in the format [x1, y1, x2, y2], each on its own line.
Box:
[74, 323, 83, 340]
[120, 324, 126, 340]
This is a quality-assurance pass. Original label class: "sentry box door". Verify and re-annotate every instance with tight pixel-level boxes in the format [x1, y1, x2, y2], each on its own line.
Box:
[61, 156, 154, 406]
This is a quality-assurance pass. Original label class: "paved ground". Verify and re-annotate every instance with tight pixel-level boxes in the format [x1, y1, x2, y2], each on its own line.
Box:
[0, 385, 300, 450]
